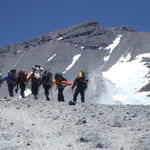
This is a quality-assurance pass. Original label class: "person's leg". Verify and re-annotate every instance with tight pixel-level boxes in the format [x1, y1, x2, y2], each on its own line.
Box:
[8, 84, 14, 97]
[80, 89, 85, 103]
[20, 83, 26, 98]
[32, 83, 39, 99]
[73, 88, 80, 102]
[31, 83, 35, 95]
[44, 85, 50, 100]
[58, 88, 65, 102]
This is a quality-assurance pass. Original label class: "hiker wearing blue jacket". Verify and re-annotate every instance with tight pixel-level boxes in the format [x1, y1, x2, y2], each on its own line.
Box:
[0, 73, 9, 87]
[0, 69, 17, 97]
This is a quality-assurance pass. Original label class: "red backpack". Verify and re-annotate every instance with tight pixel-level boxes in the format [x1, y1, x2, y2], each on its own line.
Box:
[18, 70, 28, 82]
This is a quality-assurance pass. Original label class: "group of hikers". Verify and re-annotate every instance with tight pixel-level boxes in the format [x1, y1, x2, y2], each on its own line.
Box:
[0, 65, 88, 105]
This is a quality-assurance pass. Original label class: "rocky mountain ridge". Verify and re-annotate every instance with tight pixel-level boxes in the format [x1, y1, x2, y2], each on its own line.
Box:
[0, 21, 134, 54]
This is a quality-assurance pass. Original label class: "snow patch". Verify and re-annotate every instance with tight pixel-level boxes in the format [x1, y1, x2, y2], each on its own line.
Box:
[63, 54, 81, 74]
[102, 53, 150, 104]
[103, 56, 110, 62]
[17, 50, 21, 53]
[47, 54, 56, 62]
[136, 53, 150, 60]
[103, 35, 122, 62]
[80, 46, 84, 50]
[105, 35, 122, 53]
[25, 88, 32, 97]
[18, 88, 32, 98]
[57, 37, 63, 41]
[119, 53, 131, 62]
[98, 46, 102, 50]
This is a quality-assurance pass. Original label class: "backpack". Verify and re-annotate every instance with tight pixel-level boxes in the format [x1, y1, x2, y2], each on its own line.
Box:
[7, 69, 17, 85]
[82, 71, 88, 89]
[55, 73, 67, 82]
[55, 73, 67, 88]
[42, 70, 53, 85]
[18, 70, 28, 82]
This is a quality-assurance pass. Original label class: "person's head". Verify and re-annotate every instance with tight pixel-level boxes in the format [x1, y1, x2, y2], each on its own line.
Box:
[32, 65, 40, 71]
[32, 65, 43, 72]
[77, 71, 83, 78]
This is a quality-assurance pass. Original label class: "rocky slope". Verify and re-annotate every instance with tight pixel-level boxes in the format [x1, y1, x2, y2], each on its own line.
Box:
[0, 97, 150, 150]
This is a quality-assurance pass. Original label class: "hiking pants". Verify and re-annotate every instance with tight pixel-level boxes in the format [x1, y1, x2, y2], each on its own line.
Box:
[31, 82, 40, 98]
[19, 83, 26, 98]
[7, 84, 16, 97]
[43, 85, 51, 100]
[73, 88, 85, 103]
[58, 87, 65, 102]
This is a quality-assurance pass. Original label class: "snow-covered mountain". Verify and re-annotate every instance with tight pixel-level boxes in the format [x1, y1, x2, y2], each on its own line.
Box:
[0, 21, 150, 104]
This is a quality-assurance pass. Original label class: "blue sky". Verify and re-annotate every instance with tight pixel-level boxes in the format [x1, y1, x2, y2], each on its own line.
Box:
[0, 0, 150, 47]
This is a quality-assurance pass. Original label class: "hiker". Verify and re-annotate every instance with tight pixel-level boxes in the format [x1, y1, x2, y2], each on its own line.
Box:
[1, 69, 18, 97]
[52, 73, 67, 102]
[71, 71, 88, 104]
[15, 69, 28, 98]
[7, 69, 18, 97]
[42, 70, 53, 101]
[26, 65, 43, 99]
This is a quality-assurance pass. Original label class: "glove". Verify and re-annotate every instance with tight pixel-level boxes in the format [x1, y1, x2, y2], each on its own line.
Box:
[15, 88, 18, 93]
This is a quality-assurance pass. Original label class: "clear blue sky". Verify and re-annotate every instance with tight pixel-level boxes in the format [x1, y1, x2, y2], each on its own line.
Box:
[0, 0, 150, 47]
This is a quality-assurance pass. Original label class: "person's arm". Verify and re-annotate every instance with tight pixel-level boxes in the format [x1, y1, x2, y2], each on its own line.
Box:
[25, 72, 33, 83]
[1, 75, 9, 81]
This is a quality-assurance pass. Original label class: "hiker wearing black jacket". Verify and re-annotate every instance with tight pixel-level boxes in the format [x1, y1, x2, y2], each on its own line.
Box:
[72, 71, 88, 104]
[6, 69, 18, 97]
[52, 73, 67, 102]
[42, 70, 53, 101]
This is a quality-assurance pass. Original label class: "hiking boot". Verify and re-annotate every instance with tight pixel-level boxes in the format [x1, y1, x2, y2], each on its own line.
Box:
[46, 97, 50, 101]
[34, 96, 38, 99]
[21, 94, 25, 98]
[69, 101, 76, 105]
[81, 99, 85, 103]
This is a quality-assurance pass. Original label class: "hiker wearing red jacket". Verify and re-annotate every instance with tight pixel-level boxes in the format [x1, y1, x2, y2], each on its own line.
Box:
[15, 70, 28, 98]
